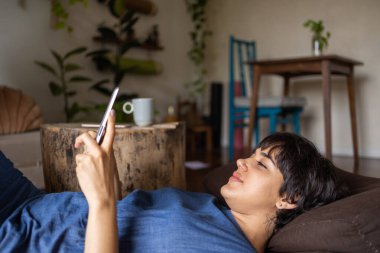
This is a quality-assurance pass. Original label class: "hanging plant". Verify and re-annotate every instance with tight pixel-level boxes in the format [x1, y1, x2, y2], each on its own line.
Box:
[51, 0, 88, 33]
[184, 0, 212, 101]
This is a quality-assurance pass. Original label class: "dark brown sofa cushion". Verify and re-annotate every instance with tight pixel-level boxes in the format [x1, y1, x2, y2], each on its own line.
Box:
[203, 163, 380, 253]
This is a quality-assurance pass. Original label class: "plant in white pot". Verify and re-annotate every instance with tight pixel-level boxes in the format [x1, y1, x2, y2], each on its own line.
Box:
[303, 19, 331, 56]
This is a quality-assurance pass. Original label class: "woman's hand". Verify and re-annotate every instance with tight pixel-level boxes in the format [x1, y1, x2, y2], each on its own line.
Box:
[74, 110, 118, 253]
[75, 111, 116, 208]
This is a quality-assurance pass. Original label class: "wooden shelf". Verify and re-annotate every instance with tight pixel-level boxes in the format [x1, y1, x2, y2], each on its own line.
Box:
[93, 37, 163, 51]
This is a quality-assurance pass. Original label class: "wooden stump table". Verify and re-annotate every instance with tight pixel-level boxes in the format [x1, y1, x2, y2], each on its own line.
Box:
[40, 122, 185, 197]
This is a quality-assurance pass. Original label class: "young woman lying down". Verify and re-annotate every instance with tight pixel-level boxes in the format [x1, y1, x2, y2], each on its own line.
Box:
[0, 111, 347, 253]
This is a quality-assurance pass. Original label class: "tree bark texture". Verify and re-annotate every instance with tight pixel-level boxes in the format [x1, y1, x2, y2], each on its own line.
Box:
[40, 122, 186, 197]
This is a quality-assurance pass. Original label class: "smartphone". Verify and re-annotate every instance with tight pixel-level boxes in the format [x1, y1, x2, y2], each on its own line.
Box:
[95, 87, 119, 144]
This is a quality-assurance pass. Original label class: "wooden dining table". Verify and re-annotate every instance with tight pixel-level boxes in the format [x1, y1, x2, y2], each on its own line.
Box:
[247, 55, 363, 168]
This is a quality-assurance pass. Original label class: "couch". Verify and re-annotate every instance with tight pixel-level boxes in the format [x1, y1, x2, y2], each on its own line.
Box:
[203, 163, 380, 253]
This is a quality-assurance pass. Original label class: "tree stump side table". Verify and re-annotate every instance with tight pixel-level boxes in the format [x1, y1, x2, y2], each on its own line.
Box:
[40, 122, 186, 197]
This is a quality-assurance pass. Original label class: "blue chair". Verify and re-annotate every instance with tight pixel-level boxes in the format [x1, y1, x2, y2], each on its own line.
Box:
[228, 35, 305, 160]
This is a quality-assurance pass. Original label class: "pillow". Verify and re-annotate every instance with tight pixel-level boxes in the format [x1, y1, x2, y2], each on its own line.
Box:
[0, 151, 42, 225]
[202, 162, 235, 206]
[203, 163, 380, 253]
[268, 187, 380, 252]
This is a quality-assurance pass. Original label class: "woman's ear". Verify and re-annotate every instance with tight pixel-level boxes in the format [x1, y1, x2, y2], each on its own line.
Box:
[276, 197, 297, 210]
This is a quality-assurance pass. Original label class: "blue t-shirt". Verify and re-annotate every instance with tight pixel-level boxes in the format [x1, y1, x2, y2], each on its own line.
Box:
[0, 152, 256, 253]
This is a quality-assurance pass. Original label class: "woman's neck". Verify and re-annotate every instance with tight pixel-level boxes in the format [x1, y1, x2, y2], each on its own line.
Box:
[231, 210, 276, 253]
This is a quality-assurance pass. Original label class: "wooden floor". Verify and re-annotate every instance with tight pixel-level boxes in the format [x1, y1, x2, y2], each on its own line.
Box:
[185, 147, 380, 192]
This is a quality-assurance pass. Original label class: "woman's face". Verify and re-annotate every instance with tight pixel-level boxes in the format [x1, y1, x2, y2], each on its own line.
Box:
[221, 147, 285, 214]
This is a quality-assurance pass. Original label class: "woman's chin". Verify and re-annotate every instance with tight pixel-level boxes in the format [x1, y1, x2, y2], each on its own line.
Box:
[220, 183, 234, 199]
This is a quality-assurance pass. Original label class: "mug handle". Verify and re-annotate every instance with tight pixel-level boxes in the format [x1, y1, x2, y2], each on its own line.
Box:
[122, 102, 133, 114]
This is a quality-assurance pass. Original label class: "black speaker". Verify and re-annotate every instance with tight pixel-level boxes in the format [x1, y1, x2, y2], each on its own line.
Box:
[209, 82, 223, 148]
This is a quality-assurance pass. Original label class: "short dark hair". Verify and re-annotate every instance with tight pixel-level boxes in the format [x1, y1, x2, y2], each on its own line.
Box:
[256, 132, 348, 232]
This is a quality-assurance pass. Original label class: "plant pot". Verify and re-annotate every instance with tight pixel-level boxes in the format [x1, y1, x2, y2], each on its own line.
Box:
[312, 37, 323, 56]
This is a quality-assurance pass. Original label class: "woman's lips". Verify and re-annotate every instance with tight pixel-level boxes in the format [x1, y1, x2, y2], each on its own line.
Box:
[229, 172, 243, 183]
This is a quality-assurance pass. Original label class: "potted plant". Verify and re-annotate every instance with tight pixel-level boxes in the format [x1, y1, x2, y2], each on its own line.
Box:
[35, 47, 93, 122]
[303, 19, 331, 56]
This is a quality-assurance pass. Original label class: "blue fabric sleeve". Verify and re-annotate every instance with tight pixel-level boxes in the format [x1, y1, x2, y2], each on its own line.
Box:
[0, 151, 43, 225]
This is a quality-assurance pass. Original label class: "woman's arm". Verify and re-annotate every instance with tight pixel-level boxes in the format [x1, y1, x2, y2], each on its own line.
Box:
[74, 110, 118, 253]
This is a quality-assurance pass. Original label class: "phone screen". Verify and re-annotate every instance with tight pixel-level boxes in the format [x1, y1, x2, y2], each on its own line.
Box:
[95, 87, 119, 144]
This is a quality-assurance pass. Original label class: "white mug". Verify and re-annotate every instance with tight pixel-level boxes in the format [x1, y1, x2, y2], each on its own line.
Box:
[122, 98, 154, 126]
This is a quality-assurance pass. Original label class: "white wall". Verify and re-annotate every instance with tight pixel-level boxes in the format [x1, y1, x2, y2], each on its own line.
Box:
[206, 0, 380, 157]
[0, 0, 192, 123]
[1, 0, 380, 158]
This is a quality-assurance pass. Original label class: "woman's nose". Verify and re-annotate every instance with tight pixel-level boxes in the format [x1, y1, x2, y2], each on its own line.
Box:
[236, 159, 248, 172]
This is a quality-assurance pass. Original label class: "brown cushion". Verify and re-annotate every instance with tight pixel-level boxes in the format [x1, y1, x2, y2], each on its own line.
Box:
[268, 187, 380, 253]
[202, 162, 236, 206]
[203, 163, 380, 253]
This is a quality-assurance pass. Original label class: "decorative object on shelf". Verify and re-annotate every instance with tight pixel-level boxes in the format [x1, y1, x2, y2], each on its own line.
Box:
[184, 0, 212, 104]
[0, 86, 43, 135]
[141, 24, 163, 50]
[303, 19, 331, 56]
[35, 47, 93, 122]
[163, 105, 178, 123]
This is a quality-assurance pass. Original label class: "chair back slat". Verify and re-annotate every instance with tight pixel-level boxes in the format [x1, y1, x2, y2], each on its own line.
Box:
[229, 35, 257, 103]
[237, 42, 246, 96]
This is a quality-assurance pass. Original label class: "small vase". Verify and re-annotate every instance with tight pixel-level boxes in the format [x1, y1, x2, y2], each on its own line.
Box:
[312, 37, 322, 56]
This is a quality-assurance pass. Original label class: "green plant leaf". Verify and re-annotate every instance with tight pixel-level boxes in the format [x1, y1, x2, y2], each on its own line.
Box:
[67, 90, 77, 97]
[303, 19, 313, 28]
[64, 47, 87, 60]
[51, 50, 64, 69]
[92, 85, 112, 96]
[54, 22, 66, 30]
[67, 26, 73, 33]
[97, 26, 118, 41]
[122, 16, 139, 33]
[91, 79, 109, 89]
[114, 70, 126, 85]
[69, 0, 88, 6]
[34, 61, 57, 77]
[91, 56, 114, 71]
[120, 40, 140, 55]
[64, 63, 83, 72]
[86, 49, 110, 57]
[49, 81, 63, 96]
[110, 0, 126, 18]
[69, 76, 92, 82]
[67, 102, 80, 122]
[117, 92, 138, 101]
[121, 10, 136, 24]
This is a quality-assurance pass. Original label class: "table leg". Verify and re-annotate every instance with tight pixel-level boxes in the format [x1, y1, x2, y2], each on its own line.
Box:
[281, 76, 290, 131]
[283, 75, 290, 97]
[322, 60, 332, 160]
[347, 68, 359, 170]
[248, 66, 261, 150]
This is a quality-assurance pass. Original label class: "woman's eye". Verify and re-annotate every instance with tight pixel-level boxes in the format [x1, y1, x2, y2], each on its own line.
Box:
[257, 161, 267, 169]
